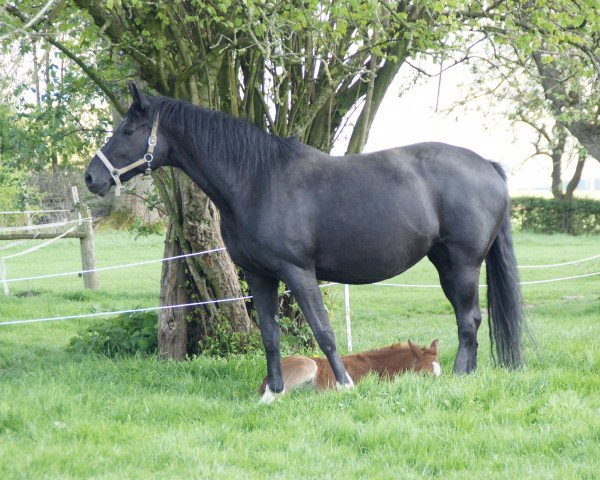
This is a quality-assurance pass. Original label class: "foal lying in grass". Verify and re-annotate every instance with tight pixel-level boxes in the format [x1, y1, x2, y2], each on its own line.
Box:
[259, 340, 440, 400]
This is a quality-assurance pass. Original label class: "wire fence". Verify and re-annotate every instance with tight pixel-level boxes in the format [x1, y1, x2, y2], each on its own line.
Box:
[1, 237, 597, 285]
[1, 268, 598, 327]
[2, 247, 226, 284]
[1, 229, 599, 328]
[0, 218, 89, 234]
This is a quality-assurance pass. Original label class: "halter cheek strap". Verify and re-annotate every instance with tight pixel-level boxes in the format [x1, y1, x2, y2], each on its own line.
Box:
[95, 112, 160, 196]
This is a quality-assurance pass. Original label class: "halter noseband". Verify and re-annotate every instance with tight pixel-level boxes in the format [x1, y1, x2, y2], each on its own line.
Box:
[95, 112, 160, 196]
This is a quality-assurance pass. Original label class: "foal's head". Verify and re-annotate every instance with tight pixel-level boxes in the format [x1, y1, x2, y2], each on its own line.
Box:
[407, 339, 441, 377]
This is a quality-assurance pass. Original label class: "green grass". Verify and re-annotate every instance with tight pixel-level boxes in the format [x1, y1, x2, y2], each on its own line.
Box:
[1, 230, 599, 479]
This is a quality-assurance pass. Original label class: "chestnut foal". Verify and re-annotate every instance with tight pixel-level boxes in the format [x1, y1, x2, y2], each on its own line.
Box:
[258, 340, 440, 397]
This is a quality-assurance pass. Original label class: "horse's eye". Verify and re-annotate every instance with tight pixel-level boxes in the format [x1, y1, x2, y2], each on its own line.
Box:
[123, 128, 134, 136]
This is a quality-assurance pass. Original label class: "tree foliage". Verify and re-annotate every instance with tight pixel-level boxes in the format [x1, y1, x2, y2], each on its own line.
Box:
[0, 21, 113, 172]
[438, 0, 598, 196]
[474, 0, 599, 162]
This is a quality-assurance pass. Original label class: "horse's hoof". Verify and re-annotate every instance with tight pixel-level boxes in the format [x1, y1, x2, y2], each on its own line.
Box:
[336, 373, 355, 391]
[259, 385, 285, 404]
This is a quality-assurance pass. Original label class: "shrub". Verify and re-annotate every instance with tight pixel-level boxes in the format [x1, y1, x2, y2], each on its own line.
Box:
[276, 288, 319, 355]
[197, 285, 321, 357]
[511, 197, 600, 235]
[197, 316, 263, 357]
[68, 311, 158, 357]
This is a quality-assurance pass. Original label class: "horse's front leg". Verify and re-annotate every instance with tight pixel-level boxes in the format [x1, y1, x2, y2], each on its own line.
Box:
[282, 265, 354, 389]
[246, 271, 284, 403]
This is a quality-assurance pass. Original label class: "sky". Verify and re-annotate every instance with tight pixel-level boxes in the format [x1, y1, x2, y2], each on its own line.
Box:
[354, 59, 600, 195]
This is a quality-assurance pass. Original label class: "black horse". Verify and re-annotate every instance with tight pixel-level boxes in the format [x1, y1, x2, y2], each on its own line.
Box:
[86, 84, 524, 401]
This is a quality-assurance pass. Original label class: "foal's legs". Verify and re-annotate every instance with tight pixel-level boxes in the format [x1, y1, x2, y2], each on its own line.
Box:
[428, 245, 483, 374]
[245, 272, 284, 400]
[281, 265, 353, 388]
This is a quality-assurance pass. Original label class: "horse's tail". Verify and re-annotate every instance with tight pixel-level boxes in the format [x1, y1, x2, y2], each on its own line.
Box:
[485, 162, 524, 368]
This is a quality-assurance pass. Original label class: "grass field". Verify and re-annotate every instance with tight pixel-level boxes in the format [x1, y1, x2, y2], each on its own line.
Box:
[1, 230, 599, 479]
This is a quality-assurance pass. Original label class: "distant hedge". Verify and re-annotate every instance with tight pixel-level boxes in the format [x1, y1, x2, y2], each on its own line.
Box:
[511, 197, 600, 235]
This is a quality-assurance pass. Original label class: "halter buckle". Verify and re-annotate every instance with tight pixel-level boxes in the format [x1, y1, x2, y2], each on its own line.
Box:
[144, 153, 153, 176]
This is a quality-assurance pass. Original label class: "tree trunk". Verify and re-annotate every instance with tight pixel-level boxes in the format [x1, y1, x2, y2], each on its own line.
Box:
[564, 150, 586, 200]
[532, 52, 600, 163]
[550, 125, 567, 200]
[158, 222, 190, 359]
[155, 169, 252, 359]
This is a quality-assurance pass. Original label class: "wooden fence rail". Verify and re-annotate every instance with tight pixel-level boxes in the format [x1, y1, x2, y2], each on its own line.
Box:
[0, 200, 98, 294]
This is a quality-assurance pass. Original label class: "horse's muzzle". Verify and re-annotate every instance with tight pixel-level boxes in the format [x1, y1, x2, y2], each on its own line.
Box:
[85, 169, 111, 197]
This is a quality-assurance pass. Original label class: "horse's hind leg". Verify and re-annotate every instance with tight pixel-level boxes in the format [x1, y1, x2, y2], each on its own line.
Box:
[428, 245, 483, 374]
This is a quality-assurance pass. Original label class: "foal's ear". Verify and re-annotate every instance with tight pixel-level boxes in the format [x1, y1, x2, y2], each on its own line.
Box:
[430, 339, 439, 355]
[128, 81, 149, 112]
[408, 340, 423, 358]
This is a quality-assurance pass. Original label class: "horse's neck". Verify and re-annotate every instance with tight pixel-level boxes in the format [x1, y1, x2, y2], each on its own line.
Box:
[171, 135, 240, 215]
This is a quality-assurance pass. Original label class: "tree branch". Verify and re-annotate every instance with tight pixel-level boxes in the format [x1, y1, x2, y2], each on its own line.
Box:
[5, 4, 126, 115]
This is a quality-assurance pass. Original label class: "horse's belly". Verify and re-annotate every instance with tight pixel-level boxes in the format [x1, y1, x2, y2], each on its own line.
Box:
[314, 232, 434, 284]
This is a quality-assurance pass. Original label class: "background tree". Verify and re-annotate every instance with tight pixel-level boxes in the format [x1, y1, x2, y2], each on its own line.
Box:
[456, 39, 588, 200]
[482, 0, 599, 162]
[426, 0, 598, 202]
[0, 11, 113, 172]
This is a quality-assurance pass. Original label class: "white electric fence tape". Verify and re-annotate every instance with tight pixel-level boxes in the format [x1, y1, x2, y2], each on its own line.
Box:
[1, 271, 598, 328]
[1, 226, 78, 261]
[4, 247, 227, 283]
[1, 225, 598, 328]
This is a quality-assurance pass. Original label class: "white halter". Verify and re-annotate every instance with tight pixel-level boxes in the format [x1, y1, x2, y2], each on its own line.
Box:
[95, 112, 160, 196]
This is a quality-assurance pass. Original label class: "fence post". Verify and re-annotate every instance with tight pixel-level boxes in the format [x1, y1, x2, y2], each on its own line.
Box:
[344, 284, 352, 352]
[78, 203, 99, 290]
[0, 259, 8, 296]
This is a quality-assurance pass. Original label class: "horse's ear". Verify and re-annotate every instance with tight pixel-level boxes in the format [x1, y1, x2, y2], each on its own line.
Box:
[430, 339, 439, 355]
[408, 340, 423, 358]
[128, 81, 149, 111]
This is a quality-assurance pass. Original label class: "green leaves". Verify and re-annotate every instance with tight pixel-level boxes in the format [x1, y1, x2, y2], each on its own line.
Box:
[68, 311, 160, 357]
[512, 197, 600, 235]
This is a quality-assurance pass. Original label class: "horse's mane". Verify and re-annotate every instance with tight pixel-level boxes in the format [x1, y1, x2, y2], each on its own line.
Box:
[145, 96, 305, 176]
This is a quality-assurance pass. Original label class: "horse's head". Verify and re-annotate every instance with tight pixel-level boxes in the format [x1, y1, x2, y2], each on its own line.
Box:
[408, 339, 441, 377]
[85, 83, 168, 196]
